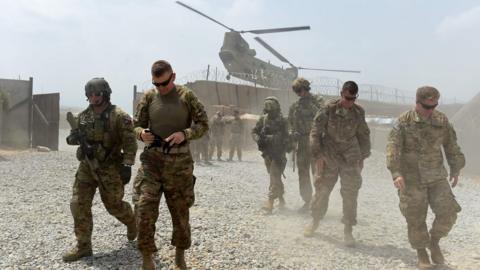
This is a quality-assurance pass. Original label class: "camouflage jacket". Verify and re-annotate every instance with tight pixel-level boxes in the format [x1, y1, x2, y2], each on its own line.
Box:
[230, 117, 244, 134]
[288, 93, 325, 139]
[67, 104, 138, 165]
[134, 85, 209, 142]
[252, 114, 291, 156]
[386, 109, 465, 184]
[210, 115, 226, 137]
[310, 99, 371, 163]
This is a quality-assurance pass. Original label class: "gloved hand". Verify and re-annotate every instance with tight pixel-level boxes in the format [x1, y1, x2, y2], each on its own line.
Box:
[120, 164, 132, 185]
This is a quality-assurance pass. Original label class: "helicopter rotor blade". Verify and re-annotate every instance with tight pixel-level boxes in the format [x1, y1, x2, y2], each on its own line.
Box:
[176, 1, 235, 32]
[254, 37, 295, 67]
[298, 67, 361, 73]
[242, 26, 310, 34]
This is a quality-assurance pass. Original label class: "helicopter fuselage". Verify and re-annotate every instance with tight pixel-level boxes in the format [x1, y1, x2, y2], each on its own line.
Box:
[219, 32, 297, 89]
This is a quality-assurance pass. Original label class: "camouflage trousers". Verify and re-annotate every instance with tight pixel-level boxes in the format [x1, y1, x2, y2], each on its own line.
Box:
[310, 158, 362, 225]
[209, 135, 223, 160]
[263, 155, 287, 200]
[133, 150, 195, 254]
[70, 161, 135, 247]
[229, 133, 242, 161]
[193, 139, 209, 162]
[296, 137, 314, 204]
[398, 179, 461, 249]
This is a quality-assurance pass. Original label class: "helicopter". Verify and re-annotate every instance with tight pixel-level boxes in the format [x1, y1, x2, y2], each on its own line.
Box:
[176, 1, 360, 89]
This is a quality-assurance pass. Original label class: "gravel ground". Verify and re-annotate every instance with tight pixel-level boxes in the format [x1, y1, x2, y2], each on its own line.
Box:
[1, 140, 479, 270]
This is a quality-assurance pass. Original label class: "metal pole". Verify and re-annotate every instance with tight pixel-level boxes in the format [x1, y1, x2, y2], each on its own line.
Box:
[28, 77, 33, 148]
[206, 64, 210, 81]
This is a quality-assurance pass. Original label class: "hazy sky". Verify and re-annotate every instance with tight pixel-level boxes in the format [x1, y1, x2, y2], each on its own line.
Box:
[1, 0, 479, 113]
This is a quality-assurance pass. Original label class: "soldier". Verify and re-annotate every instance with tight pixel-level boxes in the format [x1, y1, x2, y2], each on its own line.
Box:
[209, 111, 226, 161]
[386, 86, 465, 268]
[63, 78, 138, 262]
[304, 81, 370, 247]
[288, 77, 325, 212]
[133, 60, 208, 270]
[197, 132, 212, 165]
[252, 97, 292, 214]
[227, 110, 244, 161]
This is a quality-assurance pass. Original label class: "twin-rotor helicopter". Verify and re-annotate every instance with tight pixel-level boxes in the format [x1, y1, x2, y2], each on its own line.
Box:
[176, 1, 360, 89]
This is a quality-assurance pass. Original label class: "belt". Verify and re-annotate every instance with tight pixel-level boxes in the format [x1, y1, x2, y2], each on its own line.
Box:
[147, 145, 190, 154]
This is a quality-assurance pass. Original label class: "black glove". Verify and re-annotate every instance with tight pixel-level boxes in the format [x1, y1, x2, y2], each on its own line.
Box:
[120, 164, 132, 185]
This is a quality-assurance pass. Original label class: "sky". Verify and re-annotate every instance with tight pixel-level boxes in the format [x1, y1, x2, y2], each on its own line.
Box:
[1, 0, 479, 113]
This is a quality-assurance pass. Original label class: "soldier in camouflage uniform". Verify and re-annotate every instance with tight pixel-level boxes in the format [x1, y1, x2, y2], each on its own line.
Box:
[304, 81, 370, 247]
[196, 132, 212, 165]
[288, 77, 325, 212]
[209, 111, 226, 161]
[63, 78, 138, 262]
[252, 97, 292, 214]
[227, 110, 244, 161]
[133, 60, 208, 270]
[386, 86, 465, 268]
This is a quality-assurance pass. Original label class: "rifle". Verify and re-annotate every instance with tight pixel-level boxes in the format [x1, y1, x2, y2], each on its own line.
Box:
[66, 112, 102, 184]
[258, 134, 287, 178]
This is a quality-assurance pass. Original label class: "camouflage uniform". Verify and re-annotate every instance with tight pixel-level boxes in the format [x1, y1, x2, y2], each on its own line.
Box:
[310, 99, 371, 225]
[66, 103, 138, 251]
[209, 112, 225, 160]
[253, 97, 291, 211]
[194, 132, 210, 164]
[288, 92, 325, 206]
[133, 85, 208, 254]
[228, 113, 244, 161]
[386, 109, 465, 249]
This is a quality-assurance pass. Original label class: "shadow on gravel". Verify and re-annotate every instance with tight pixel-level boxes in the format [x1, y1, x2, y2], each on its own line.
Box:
[314, 232, 417, 266]
[79, 242, 172, 270]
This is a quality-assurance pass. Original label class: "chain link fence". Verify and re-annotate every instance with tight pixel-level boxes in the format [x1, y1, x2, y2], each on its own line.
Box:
[143, 67, 458, 105]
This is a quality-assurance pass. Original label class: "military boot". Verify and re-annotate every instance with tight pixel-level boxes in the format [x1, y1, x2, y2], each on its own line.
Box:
[140, 252, 155, 270]
[278, 196, 286, 210]
[127, 220, 138, 241]
[429, 237, 445, 264]
[62, 244, 93, 262]
[303, 218, 320, 237]
[174, 248, 187, 270]
[344, 224, 356, 247]
[261, 199, 274, 214]
[416, 248, 433, 269]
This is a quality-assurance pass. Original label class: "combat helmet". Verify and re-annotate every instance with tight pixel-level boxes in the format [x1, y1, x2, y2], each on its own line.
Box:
[85, 77, 112, 101]
[264, 96, 281, 114]
[292, 77, 311, 93]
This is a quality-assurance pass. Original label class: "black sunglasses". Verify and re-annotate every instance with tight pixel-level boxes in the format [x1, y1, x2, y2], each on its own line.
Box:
[419, 102, 438, 110]
[344, 94, 358, 101]
[86, 91, 103, 97]
[152, 73, 173, 87]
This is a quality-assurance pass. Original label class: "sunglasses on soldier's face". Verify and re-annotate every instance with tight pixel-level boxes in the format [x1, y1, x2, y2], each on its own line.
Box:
[152, 73, 173, 87]
[86, 91, 103, 97]
[418, 101, 438, 110]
